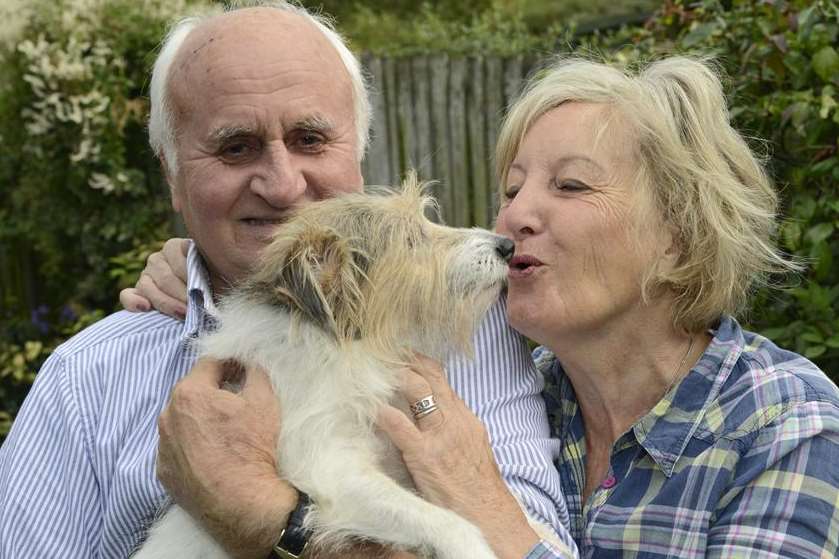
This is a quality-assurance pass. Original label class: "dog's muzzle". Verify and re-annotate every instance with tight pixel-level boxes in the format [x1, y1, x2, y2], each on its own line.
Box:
[495, 237, 515, 263]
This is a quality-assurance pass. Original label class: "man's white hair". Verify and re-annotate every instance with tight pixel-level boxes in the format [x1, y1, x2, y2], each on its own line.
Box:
[148, 1, 371, 177]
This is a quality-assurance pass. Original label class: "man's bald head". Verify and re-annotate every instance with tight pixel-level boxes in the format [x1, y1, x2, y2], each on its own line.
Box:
[148, 2, 370, 176]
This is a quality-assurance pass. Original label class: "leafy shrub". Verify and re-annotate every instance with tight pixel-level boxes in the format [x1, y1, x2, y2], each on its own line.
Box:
[602, 0, 839, 376]
[0, 0, 207, 438]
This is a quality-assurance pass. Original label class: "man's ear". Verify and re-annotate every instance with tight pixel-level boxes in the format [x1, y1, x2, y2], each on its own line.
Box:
[270, 227, 366, 342]
[160, 155, 181, 212]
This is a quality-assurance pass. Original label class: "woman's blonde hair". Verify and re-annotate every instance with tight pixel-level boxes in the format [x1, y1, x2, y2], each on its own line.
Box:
[496, 56, 798, 331]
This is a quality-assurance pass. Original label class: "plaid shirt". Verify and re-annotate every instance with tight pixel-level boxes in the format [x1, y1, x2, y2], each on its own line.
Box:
[526, 316, 839, 559]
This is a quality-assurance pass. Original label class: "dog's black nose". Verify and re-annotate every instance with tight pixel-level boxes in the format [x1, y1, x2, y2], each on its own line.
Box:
[495, 237, 515, 263]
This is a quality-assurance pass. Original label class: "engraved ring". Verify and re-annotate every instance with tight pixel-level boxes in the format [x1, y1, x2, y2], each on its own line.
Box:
[409, 395, 438, 419]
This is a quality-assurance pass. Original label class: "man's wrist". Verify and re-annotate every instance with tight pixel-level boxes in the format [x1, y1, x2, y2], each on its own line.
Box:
[225, 480, 299, 559]
[268, 492, 311, 558]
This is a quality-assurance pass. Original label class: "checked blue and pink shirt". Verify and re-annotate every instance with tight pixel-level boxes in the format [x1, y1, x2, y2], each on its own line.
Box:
[527, 316, 839, 559]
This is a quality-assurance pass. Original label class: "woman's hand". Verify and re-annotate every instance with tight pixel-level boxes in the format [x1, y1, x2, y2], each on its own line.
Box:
[377, 354, 540, 559]
[157, 359, 296, 559]
[120, 237, 189, 318]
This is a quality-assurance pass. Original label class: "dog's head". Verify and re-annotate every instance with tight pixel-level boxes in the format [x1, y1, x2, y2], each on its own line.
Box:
[243, 175, 513, 358]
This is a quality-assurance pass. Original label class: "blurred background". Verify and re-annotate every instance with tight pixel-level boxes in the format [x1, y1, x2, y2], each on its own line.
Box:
[0, 0, 836, 439]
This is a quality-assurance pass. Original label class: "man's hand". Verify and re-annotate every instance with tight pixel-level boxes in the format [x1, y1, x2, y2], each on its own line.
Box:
[158, 358, 296, 559]
[121, 237, 190, 318]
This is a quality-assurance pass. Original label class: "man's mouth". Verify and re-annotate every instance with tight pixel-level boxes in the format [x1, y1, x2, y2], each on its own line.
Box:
[508, 254, 543, 278]
[241, 218, 284, 226]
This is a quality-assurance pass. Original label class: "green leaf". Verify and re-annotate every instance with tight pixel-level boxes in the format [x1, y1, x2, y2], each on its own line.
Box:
[825, 335, 839, 349]
[682, 22, 718, 48]
[761, 327, 789, 340]
[812, 46, 839, 84]
[806, 223, 835, 245]
[811, 241, 834, 281]
[801, 331, 825, 344]
[804, 345, 827, 359]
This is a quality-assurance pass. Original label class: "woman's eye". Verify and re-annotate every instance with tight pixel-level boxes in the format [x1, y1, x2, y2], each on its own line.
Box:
[503, 186, 520, 200]
[553, 179, 589, 192]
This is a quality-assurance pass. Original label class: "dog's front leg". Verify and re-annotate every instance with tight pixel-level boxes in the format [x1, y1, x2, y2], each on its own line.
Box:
[133, 504, 230, 559]
[302, 465, 497, 559]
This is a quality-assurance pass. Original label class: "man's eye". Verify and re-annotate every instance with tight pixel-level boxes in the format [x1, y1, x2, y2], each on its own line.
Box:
[219, 140, 259, 161]
[295, 132, 325, 150]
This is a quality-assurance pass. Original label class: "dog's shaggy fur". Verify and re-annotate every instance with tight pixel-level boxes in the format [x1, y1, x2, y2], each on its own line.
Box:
[134, 179, 516, 558]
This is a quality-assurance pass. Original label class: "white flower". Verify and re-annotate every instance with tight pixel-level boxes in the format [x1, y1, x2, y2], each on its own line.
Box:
[88, 172, 115, 193]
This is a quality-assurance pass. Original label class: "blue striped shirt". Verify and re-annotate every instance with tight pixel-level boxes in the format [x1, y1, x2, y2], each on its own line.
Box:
[0, 244, 575, 558]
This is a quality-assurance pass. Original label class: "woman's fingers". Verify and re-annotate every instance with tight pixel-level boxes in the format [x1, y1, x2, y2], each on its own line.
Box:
[398, 367, 444, 429]
[377, 404, 419, 454]
[135, 269, 187, 319]
[408, 352, 456, 405]
[161, 237, 190, 284]
[119, 287, 151, 312]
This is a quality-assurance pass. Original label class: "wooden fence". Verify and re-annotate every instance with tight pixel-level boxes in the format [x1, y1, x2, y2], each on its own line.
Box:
[359, 54, 539, 229]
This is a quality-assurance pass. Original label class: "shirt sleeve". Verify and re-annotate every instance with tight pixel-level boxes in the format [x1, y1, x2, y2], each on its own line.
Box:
[707, 399, 839, 558]
[525, 540, 574, 558]
[0, 351, 102, 558]
[445, 297, 577, 555]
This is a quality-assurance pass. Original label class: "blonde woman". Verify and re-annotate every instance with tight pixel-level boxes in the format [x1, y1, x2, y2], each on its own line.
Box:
[125, 57, 838, 558]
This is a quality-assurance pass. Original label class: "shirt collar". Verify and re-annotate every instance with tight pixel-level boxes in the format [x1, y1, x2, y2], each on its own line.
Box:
[634, 316, 745, 476]
[537, 316, 747, 476]
[182, 241, 218, 339]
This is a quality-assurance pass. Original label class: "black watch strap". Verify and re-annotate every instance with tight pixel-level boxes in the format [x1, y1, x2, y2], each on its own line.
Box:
[268, 492, 312, 559]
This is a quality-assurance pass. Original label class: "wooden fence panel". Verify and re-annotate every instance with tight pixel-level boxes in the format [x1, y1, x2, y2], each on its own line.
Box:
[361, 53, 542, 228]
[429, 54, 452, 223]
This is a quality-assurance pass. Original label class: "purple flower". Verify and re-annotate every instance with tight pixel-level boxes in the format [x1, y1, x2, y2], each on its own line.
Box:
[30, 304, 50, 335]
[59, 305, 78, 323]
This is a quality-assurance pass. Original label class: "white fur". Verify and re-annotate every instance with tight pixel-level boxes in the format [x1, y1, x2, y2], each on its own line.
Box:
[134, 187, 521, 558]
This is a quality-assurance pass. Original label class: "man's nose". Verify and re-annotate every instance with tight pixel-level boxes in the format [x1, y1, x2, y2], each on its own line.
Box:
[250, 142, 308, 207]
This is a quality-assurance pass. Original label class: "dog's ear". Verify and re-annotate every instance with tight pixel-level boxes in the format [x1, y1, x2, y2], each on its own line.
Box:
[271, 227, 366, 342]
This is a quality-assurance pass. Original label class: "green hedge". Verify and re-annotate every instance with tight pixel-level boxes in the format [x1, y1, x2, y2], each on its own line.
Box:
[633, 0, 839, 370]
[1, 0, 836, 438]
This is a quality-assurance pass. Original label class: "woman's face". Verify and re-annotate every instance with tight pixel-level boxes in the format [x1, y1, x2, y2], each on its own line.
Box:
[495, 102, 670, 346]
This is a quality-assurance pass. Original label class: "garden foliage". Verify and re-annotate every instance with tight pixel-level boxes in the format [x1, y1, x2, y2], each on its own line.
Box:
[0, 0, 836, 438]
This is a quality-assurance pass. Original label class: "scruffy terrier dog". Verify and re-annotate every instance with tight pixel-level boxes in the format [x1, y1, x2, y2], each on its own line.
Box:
[136, 178, 517, 559]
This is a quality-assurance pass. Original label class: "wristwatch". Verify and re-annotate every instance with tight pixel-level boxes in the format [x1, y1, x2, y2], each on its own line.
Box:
[268, 492, 312, 559]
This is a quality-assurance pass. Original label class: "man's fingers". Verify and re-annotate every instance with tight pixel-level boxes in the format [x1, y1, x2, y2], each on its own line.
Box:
[119, 288, 151, 312]
[240, 366, 278, 409]
[188, 358, 228, 387]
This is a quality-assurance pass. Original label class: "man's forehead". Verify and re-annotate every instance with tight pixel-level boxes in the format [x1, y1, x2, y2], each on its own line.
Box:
[176, 9, 328, 76]
[168, 7, 354, 127]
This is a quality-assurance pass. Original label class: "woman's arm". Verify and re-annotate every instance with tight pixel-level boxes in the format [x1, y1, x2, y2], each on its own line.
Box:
[378, 354, 575, 559]
[120, 237, 190, 317]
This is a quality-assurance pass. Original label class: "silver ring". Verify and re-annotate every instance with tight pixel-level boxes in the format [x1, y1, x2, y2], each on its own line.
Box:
[410, 395, 438, 419]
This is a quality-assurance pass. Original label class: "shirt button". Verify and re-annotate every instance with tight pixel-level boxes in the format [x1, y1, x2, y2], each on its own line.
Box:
[601, 474, 616, 489]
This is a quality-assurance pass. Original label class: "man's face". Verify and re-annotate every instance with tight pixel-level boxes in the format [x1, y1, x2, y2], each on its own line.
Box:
[168, 9, 364, 293]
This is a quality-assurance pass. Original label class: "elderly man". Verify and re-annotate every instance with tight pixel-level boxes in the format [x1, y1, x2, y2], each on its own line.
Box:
[0, 3, 573, 558]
